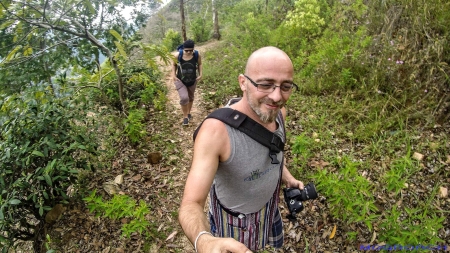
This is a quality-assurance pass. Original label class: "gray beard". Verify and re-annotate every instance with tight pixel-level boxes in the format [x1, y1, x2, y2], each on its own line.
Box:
[246, 90, 284, 124]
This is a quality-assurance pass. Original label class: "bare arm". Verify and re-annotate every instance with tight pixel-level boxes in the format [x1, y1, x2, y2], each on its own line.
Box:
[178, 119, 252, 253]
[172, 52, 179, 81]
[196, 54, 203, 80]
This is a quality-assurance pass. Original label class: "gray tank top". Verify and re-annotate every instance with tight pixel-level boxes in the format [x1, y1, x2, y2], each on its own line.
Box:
[214, 116, 285, 214]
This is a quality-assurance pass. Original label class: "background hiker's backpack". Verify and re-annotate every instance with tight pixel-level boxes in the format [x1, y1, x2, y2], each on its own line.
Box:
[176, 44, 199, 63]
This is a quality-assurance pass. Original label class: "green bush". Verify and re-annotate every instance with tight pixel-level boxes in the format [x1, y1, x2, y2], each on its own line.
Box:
[284, 0, 327, 37]
[94, 64, 165, 110]
[311, 156, 379, 232]
[190, 17, 210, 43]
[200, 43, 247, 108]
[123, 108, 146, 145]
[162, 29, 183, 52]
[0, 87, 99, 251]
[83, 190, 151, 238]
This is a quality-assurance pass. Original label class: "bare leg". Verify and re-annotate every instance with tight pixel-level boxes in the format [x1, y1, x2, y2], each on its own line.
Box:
[187, 101, 193, 115]
[181, 104, 189, 119]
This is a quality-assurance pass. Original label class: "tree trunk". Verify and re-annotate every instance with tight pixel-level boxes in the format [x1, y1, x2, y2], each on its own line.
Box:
[180, 0, 187, 41]
[212, 0, 221, 40]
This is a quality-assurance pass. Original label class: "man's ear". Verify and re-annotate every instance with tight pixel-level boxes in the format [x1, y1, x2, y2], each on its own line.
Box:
[238, 74, 247, 92]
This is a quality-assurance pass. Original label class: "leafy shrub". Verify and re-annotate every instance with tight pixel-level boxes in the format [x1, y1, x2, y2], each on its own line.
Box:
[190, 17, 210, 43]
[200, 43, 247, 108]
[123, 108, 146, 144]
[378, 205, 445, 246]
[162, 29, 183, 52]
[0, 87, 99, 251]
[311, 156, 379, 232]
[83, 190, 151, 238]
[291, 133, 314, 166]
[284, 0, 327, 37]
[93, 63, 166, 110]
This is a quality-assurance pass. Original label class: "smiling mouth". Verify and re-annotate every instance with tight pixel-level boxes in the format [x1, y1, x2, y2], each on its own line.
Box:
[266, 104, 280, 109]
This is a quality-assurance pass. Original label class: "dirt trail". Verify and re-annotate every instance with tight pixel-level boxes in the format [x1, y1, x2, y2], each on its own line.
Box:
[159, 40, 221, 252]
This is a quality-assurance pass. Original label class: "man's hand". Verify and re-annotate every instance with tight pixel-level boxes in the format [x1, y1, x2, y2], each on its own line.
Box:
[284, 178, 304, 190]
[197, 234, 253, 253]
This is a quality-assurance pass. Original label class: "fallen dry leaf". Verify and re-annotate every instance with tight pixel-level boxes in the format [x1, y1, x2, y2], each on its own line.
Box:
[114, 174, 124, 184]
[439, 187, 448, 198]
[102, 181, 120, 195]
[412, 152, 424, 161]
[329, 224, 337, 239]
[165, 230, 178, 242]
[370, 231, 377, 244]
[132, 174, 142, 181]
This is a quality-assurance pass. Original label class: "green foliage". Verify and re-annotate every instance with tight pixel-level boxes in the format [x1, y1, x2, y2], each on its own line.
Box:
[162, 29, 183, 52]
[0, 0, 161, 93]
[297, 26, 372, 94]
[91, 63, 166, 110]
[284, 0, 327, 37]
[383, 154, 420, 194]
[378, 204, 445, 246]
[0, 87, 99, 250]
[291, 133, 314, 166]
[45, 234, 56, 253]
[83, 190, 151, 238]
[123, 108, 146, 144]
[190, 17, 211, 43]
[311, 156, 379, 232]
[199, 43, 247, 108]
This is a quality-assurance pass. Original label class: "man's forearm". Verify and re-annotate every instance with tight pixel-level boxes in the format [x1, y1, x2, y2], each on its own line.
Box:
[179, 202, 210, 244]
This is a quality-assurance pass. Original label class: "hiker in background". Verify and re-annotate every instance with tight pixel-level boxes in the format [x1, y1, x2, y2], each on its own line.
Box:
[172, 39, 202, 126]
[178, 46, 304, 252]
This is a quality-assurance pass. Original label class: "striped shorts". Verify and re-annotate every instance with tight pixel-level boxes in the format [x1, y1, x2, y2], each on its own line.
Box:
[208, 186, 284, 251]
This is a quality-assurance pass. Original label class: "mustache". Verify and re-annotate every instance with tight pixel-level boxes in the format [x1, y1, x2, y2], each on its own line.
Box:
[259, 97, 285, 107]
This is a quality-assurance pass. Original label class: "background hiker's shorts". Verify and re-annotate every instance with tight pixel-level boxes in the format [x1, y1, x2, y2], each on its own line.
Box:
[175, 79, 196, 105]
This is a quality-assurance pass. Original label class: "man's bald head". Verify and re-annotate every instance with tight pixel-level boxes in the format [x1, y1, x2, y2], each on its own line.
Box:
[244, 46, 293, 75]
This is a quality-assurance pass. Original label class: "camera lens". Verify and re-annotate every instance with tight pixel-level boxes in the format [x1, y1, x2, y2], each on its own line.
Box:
[300, 182, 318, 201]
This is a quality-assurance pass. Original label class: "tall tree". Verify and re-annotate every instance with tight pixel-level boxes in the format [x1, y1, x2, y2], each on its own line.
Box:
[180, 0, 187, 41]
[212, 0, 221, 40]
[0, 0, 162, 109]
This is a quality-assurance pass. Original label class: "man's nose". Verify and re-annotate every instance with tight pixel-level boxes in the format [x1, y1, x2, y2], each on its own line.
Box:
[267, 86, 283, 102]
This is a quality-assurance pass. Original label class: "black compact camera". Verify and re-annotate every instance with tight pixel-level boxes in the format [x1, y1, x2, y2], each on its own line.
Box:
[283, 182, 318, 221]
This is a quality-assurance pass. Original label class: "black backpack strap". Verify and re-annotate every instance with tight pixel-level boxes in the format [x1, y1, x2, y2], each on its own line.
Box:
[193, 108, 285, 164]
[178, 50, 183, 63]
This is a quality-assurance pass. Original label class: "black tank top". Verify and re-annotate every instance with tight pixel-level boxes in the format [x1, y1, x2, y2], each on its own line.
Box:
[177, 56, 197, 86]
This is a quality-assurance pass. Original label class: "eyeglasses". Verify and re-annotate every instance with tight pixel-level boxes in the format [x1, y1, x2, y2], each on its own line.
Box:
[184, 49, 193, 53]
[243, 74, 298, 93]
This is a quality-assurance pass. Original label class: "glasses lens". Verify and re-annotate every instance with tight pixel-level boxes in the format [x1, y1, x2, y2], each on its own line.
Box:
[184, 50, 193, 53]
[257, 84, 275, 93]
[280, 84, 294, 92]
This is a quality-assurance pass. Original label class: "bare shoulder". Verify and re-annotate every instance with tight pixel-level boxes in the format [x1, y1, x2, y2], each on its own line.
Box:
[195, 118, 228, 141]
[194, 118, 230, 161]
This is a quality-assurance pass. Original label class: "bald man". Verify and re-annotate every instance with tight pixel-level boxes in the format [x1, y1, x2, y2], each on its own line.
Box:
[179, 47, 304, 253]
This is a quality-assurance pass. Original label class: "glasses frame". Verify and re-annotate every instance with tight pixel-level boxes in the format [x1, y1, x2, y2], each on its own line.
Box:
[184, 49, 194, 53]
[243, 74, 298, 93]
